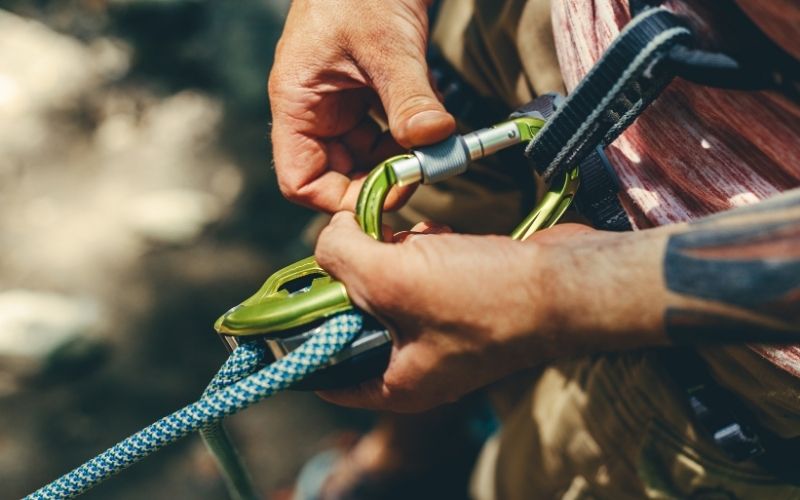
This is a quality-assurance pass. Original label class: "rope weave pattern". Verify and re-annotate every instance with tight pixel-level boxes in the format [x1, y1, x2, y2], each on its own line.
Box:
[25, 312, 363, 500]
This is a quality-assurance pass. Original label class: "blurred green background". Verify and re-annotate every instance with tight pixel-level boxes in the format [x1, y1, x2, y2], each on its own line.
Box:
[0, 1, 369, 498]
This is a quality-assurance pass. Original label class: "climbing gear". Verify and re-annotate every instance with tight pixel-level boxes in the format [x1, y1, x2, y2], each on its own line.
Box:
[207, 95, 580, 497]
[660, 348, 800, 486]
[29, 3, 781, 498]
[630, 0, 800, 97]
[529, 3, 800, 231]
[25, 103, 580, 500]
[214, 107, 579, 390]
[524, 7, 692, 231]
[25, 313, 364, 500]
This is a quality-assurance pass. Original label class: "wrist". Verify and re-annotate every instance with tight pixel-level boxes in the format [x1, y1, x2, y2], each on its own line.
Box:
[525, 230, 670, 358]
[517, 240, 575, 362]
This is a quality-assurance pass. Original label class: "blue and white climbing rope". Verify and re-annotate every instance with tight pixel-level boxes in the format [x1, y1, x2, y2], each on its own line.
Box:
[25, 312, 364, 500]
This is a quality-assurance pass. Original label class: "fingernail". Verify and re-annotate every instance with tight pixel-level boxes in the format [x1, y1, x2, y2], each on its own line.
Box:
[405, 110, 453, 145]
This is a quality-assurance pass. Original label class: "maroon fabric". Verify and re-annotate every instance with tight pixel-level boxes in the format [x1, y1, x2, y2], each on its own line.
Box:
[552, 0, 800, 376]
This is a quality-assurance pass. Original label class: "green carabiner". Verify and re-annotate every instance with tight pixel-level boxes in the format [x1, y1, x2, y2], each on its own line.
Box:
[215, 116, 579, 340]
[511, 166, 580, 241]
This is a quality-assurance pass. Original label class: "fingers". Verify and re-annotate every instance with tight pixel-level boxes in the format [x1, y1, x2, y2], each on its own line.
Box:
[270, 93, 361, 212]
[271, 93, 414, 212]
[268, 0, 453, 213]
[340, 114, 408, 168]
[316, 350, 456, 413]
[315, 212, 394, 294]
[393, 221, 452, 242]
[270, 127, 407, 213]
[316, 377, 432, 413]
[317, 378, 389, 411]
[335, 117, 416, 211]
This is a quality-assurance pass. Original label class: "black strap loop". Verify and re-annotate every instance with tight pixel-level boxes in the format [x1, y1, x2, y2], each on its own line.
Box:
[524, 7, 691, 183]
[632, 0, 800, 96]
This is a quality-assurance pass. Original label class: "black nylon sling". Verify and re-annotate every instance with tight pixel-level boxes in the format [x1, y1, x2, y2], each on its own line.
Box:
[524, 7, 691, 184]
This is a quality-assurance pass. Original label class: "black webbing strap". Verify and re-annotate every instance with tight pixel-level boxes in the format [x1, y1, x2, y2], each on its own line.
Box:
[511, 94, 633, 231]
[520, 4, 799, 230]
[571, 149, 633, 231]
[524, 7, 691, 183]
[516, 7, 690, 230]
[631, 0, 800, 98]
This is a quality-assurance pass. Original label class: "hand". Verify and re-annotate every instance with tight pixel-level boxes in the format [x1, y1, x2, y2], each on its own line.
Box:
[268, 0, 455, 212]
[314, 212, 597, 412]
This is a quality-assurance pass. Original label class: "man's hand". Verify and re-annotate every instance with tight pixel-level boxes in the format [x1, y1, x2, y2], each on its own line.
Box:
[268, 0, 455, 213]
[314, 213, 599, 412]
[313, 188, 800, 413]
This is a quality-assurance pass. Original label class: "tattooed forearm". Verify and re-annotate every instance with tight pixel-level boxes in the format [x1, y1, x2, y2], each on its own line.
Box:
[663, 188, 800, 343]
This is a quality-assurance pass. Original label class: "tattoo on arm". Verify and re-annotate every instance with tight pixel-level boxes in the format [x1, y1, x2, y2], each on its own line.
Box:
[663, 188, 800, 343]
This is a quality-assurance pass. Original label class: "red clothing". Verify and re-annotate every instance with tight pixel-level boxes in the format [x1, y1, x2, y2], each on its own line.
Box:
[552, 1, 800, 376]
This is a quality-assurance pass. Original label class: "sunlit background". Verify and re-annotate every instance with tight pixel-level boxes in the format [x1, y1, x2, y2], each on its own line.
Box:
[0, 1, 369, 498]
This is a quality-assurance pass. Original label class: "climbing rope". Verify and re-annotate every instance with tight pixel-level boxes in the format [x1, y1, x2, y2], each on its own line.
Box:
[25, 312, 364, 500]
[199, 343, 263, 500]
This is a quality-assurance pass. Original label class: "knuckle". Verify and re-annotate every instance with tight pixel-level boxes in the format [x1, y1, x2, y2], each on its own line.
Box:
[278, 175, 321, 207]
[382, 369, 414, 398]
[314, 226, 336, 262]
[276, 175, 301, 201]
[267, 52, 291, 98]
[267, 66, 280, 94]
[330, 211, 352, 225]
[267, 73, 283, 102]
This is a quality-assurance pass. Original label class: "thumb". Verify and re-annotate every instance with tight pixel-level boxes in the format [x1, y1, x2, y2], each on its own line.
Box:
[315, 212, 392, 295]
[368, 52, 455, 148]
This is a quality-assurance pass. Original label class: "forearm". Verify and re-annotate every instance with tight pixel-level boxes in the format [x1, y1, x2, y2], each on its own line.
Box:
[543, 188, 800, 353]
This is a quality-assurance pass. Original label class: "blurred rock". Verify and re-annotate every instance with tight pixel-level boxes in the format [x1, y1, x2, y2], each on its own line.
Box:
[0, 290, 102, 375]
[127, 188, 221, 244]
[0, 10, 130, 157]
[0, 16, 231, 288]
[0, 2, 344, 498]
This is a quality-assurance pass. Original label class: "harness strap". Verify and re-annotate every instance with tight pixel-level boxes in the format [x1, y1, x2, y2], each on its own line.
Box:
[513, 7, 689, 230]
[631, 0, 800, 97]
[511, 93, 632, 231]
[524, 7, 691, 184]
